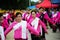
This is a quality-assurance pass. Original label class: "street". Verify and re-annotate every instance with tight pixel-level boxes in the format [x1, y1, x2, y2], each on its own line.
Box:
[6, 29, 60, 40]
[46, 29, 60, 40]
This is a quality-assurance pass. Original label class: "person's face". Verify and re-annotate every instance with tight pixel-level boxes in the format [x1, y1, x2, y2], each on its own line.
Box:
[32, 12, 36, 18]
[39, 8, 44, 13]
[16, 14, 22, 22]
[26, 10, 30, 14]
[11, 9, 14, 13]
[54, 9, 56, 12]
[9, 11, 12, 13]
[0, 16, 3, 23]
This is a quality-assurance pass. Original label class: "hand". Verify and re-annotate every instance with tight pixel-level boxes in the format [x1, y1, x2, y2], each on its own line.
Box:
[36, 34, 40, 37]
[53, 24, 56, 26]
[45, 30, 48, 34]
[46, 32, 48, 34]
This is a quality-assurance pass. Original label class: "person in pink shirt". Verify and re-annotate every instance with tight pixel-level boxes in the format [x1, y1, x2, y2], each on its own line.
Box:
[0, 13, 9, 31]
[22, 9, 32, 22]
[3, 11, 13, 24]
[0, 13, 4, 27]
[4, 12, 39, 40]
[0, 13, 6, 40]
[51, 8, 58, 32]
[37, 8, 55, 25]
[37, 7, 55, 40]
[2, 18, 9, 31]
[29, 10, 48, 40]
[54, 8, 60, 32]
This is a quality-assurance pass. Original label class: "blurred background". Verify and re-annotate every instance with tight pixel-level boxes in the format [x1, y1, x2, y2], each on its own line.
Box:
[0, 0, 60, 10]
[0, 0, 60, 40]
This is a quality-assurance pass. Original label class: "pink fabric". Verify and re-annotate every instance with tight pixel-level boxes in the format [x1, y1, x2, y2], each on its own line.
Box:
[55, 12, 60, 23]
[39, 19, 47, 32]
[4, 21, 39, 39]
[51, 14, 57, 23]
[7, 13, 12, 21]
[29, 17, 47, 33]
[36, 12, 55, 25]
[44, 13, 55, 24]
[36, 12, 40, 17]
[25, 15, 32, 22]
[22, 12, 27, 20]
[2, 19, 9, 29]
[22, 12, 32, 22]
[3, 13, 12, 22]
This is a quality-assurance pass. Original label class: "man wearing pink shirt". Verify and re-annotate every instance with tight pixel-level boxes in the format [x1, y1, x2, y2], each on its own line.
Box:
[37, 7, 55, 40]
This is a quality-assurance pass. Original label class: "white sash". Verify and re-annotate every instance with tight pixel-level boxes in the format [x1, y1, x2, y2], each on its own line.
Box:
[3, 13, 8, 17]
[52, 13, 57, 18]
[21, 21, 27, 39]
[13, 22, 21, 30]
[52, 12, 58, 18]
[43, 11, 46, 14]
[0, 26, 5, 40]
[40, 25, 42, 36]
[26, 14, 31, 19]
[31, 17, 39, 30]
[13, 21, 27, 39]
[3, 13, 9, 19]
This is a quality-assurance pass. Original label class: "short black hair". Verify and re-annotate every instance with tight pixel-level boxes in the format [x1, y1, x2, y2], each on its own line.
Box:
[0, 13, 3, 17]
[39, 7, 45, 10]
[16, 12, 22, 17]
[53, 8, 57, 11]
[31, 10, 37, 14]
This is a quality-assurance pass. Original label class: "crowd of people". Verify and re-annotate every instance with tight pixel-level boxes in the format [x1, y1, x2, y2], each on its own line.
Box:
[0, 7, 60, 40]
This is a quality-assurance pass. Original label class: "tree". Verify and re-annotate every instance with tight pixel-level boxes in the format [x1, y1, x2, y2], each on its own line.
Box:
[18, 0, 29, 9]
[0, 0, 29, 9]
[31, 1, 37, 6]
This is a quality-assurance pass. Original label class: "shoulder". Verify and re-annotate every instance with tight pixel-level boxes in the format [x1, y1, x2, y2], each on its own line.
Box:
[43, 11, 47, 14]
[36, 17, 40, 20]
[22, 20, 27, 24]
[58, 12, 60, 14]
[10, 21, 17, 25]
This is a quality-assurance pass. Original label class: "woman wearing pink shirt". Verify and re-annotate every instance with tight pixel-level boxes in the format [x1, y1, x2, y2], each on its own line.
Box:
[54, 8, 60, 32]
[0, 13, 9, 31]
[0, 13, 6, 40]
[37, 8, 55, 40]
[29, 10, 48, 40]
[51, 8, 58, 32]
[3, 11, 13, 24]
[22, 9, 32, 22]
[4, 12, 39, 40]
